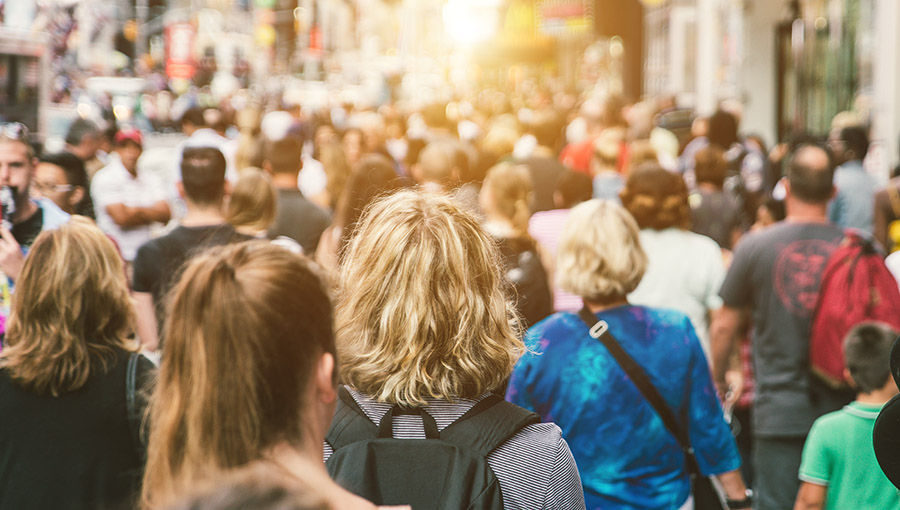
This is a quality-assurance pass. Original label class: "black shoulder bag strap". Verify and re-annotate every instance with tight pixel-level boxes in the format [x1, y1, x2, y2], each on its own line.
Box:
[125, 352, 144, 460]
[576, 308, 708, 481]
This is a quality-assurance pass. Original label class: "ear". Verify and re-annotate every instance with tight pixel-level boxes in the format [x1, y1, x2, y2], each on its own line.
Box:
[411, 163, 423, 183]
[262, 161, 274, 175]
[223, 180, 232, 198]
[844, 368, 857, 390]
[315, 352, 337, 405]
[176, 181, 186, 199]
[553, 190, 564, 209]
[69, 186, 85, 207]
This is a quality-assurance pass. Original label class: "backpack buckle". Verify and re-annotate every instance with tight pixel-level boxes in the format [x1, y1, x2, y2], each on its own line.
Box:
[589, 320, 609, 339]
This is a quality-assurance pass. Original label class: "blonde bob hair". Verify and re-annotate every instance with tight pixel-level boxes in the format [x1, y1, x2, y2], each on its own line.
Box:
[226, 167, 277, 235]
[0, 216, 133, 396]
[142, 242, 335, 508]
[336, 190, 523, 406]
[556, 199, 647, 303]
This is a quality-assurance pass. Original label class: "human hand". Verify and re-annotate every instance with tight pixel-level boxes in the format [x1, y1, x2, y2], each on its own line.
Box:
[0, 227, 24, 281]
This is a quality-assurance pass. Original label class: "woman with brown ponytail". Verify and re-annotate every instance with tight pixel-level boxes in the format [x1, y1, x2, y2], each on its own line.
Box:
[479, 162, 553, 327]
[621, 163, 726, 360]
[140, 242, 404, 510]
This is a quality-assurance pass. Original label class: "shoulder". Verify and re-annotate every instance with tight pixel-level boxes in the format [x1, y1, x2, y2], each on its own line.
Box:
[34, 198, 70, 229]
[490, 421, 584, 509]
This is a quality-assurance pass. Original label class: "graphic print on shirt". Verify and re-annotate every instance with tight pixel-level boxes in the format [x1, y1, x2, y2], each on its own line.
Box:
[774, 239, 836, 316]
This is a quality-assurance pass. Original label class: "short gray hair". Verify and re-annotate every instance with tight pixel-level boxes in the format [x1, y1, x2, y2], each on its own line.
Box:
[556, 199, 647, 303]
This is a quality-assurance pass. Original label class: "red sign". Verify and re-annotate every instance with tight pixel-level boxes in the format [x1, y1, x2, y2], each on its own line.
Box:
[165, 23, 195, 80]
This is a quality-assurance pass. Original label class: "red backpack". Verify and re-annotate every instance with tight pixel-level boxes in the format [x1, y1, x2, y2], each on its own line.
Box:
[810, 232, 900, 388]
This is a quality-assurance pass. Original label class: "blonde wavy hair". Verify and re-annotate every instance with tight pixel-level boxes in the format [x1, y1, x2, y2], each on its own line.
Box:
[482, 162, 534, 238]
[336, 190, 523, 406]
[0, 216, 133, 396]
[556, 199, 647, 304]
[226, 167, 277, 235]
[141, 242, 336, 508]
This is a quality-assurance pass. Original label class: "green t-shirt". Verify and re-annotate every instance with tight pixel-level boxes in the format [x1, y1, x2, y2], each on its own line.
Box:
[799, 401, 900, 510]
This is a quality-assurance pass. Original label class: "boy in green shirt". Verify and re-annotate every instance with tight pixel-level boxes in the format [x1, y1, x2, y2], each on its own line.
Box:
[795, 322, 900, 510]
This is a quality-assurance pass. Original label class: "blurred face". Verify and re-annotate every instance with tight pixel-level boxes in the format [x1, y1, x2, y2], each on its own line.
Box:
[116, 141, 142, 173]
[314, 125, 336, 149]
[343, 131, 362, 163]
[0, 140, 35, 199]
[32, 162, 78, 214]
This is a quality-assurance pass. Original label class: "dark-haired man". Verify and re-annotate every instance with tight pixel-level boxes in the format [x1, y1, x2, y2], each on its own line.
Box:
[711, 145, 854, 510]
[264, 137, 330, 254]
[132, 147, 250, 351]
[33, 152, 89, 215]
[828, 125, 877, 232]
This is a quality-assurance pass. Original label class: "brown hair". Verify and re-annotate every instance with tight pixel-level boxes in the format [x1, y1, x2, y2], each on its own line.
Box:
[482, 162, 534, 238]
[0, 217, 133, 396]
[693, 145, 728, 188]
[226, 167, 277, 235]
[317, 141, 351, 210]
[620, 163, 691, 230]
[142, 242, 335, 508]
[333, 153, 405, 250]
[337, 191, 523, 406]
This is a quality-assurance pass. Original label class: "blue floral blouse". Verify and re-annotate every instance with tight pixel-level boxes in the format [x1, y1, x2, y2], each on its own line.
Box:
[506, 305, 741, 510]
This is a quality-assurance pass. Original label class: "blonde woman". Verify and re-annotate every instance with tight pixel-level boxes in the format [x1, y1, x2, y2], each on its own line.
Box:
[480, 163, 552, 327]
[506, 200, 749, 510]
[225, 167, 277, 238]
[141, 242, 398, 510]
[0, 217, 155, 510]
[327, 190, 584, 509]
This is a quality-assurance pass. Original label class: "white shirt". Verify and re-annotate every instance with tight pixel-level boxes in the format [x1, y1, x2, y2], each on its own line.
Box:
[298, 156, 327, 200]
[628, 228, 725, 359]
[91, 155, 168, 261]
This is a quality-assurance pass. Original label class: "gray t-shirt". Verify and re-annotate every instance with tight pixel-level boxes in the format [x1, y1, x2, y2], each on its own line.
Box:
[719, 221, 850, 437]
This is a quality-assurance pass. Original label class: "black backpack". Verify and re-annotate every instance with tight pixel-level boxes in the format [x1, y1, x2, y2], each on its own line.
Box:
[325, 386, 540, 510]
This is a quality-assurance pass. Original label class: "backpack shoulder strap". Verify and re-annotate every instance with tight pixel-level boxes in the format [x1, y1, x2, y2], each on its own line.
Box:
[326, 386, 378, 451]
[439, 394, 541, 456]
[888, 185, 900, 219]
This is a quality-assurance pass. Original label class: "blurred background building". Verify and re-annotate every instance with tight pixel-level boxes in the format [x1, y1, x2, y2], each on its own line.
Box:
[1, 0, 899, 171]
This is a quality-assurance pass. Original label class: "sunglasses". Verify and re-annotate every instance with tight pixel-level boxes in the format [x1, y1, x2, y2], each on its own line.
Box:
[0, 122, 31, 143]
[32, 180, 74, 194]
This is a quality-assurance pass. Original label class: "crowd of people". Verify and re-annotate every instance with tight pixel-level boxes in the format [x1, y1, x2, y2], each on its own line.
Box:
[0, 88, 898, 510]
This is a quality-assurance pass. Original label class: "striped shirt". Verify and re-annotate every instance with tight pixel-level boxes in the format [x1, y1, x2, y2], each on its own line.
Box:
[324, 387, 586, 510]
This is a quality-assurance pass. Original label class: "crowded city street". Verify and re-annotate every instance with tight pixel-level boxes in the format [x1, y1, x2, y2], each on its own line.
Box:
[0, 0, 899, 509]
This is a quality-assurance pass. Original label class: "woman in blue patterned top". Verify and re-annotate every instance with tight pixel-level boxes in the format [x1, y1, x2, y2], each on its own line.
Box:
[506, 199, 749, 510]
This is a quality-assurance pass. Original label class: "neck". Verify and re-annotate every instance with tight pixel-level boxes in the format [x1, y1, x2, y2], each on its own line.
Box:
[483, 216, 518, 238]
[12, 195, 37, 224]
[181, 204, 225, 227]
[271, 172, 299, 189]
[532, 145, 554, 157]
[856, 384, 898, 406]
[584, 297, 629, 314]
[698, 182, 720, 192]
[268, 443, 377, 510]
[785, 198, 828, 224]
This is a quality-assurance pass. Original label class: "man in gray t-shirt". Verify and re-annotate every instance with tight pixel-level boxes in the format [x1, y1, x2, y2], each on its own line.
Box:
[712, 145, 854, 510]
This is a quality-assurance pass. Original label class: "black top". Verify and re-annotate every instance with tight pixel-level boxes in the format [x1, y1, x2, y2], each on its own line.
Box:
[0, 349, 155, 510]
[689, 188, 742, 250]
[268, 188, 331, 254]
[133, 224, 252, 331]
[497, 236, 553, 328]
[515, 156, 565, 214]
[11, 207, 43, 249]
